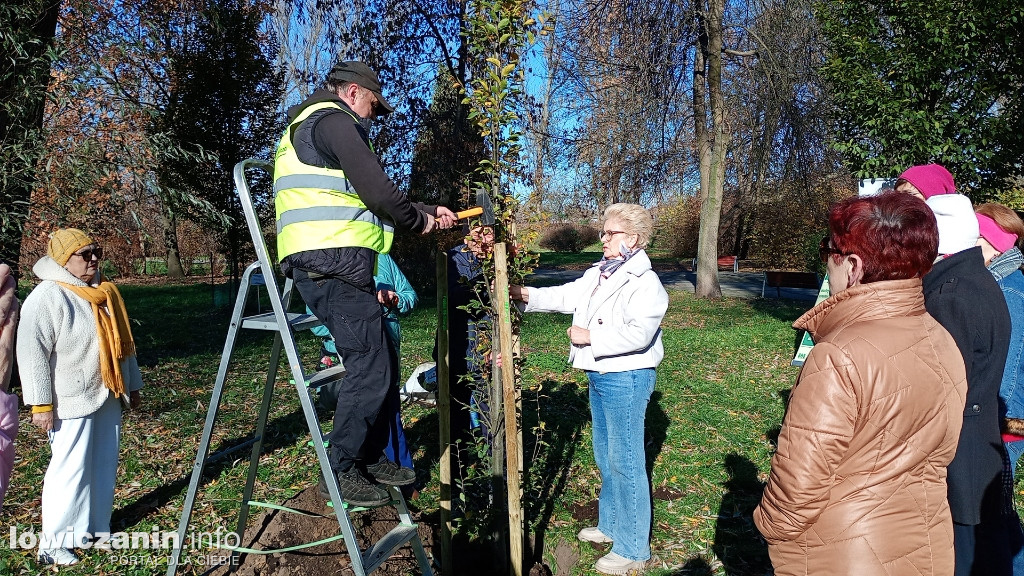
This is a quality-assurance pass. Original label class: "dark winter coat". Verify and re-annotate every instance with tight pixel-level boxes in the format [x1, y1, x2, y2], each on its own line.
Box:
[922, 246, 1011, 525]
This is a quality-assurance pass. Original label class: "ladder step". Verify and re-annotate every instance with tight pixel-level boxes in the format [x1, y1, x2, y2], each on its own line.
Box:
[307, 365, 346, 390]
[361, 523, 419, 574]
[240, 312, 322, 332]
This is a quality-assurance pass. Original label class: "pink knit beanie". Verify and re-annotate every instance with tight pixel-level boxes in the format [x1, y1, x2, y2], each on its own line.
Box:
[898, 164, 956, 199]
[977, 213, 1019, 253]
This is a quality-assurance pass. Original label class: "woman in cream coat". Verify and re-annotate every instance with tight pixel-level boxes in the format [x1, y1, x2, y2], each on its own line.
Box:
[511, 203, 668, 576]
[17, 229, 143, 566]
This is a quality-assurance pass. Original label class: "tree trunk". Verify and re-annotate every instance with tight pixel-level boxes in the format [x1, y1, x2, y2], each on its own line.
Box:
[695, 0, 726, 299]
[162, 204, 186, 278]
[0, 0, 60, 275]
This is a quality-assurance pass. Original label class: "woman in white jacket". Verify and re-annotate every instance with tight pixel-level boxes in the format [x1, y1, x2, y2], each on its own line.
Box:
[17, 229, 143, 566]
[511, 203, 668, 575]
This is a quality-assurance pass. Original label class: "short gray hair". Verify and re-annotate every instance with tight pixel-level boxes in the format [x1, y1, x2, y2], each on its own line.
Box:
[604, 203, 654, 248]
[323, 78, 355, 95]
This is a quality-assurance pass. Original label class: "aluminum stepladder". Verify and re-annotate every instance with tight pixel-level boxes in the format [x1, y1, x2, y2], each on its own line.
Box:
[167, 158, 433, 576]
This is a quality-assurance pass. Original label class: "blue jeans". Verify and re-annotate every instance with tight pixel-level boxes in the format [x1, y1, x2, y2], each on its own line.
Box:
[588, 368, 655, 562]
[383, 385, 413, 470]
[1002, 440, 1024, 574]
[1007, 440, 1024, 478]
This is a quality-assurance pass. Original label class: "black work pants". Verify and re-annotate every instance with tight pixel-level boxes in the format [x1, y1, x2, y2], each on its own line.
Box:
[293, 269, 395, 473]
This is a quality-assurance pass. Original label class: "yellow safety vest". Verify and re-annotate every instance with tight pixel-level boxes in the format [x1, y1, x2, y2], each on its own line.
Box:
[273, 101, 395, 261]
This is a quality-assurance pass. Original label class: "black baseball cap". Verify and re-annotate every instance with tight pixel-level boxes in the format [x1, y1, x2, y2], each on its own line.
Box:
[327, 61, 395, 115]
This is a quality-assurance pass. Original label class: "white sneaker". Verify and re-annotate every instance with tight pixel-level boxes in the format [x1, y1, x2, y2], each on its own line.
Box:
[595, 551, 646, 575]
[577, 526, 613, 543]
[38, 548, 80, 566]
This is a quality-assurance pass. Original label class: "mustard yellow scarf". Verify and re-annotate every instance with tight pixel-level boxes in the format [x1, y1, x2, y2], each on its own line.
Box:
[57, 281, 136, 397]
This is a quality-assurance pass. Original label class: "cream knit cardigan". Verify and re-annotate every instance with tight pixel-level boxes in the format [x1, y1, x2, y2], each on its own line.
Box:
[16, 257, 143, 420]
[523, 249, 668, 373]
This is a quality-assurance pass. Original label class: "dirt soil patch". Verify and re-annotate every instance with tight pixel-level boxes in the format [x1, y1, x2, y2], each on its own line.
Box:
[202, 487, 552, 576]
[568, 499, 598, 524]
[653, 485, 685, 501]
[205, 486, 436, 576]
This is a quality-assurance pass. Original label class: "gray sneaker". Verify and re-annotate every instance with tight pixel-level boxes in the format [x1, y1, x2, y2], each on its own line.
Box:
[595, 551, 646, 575]
[577, 526, 613, 544]
[366, 459, 416, 486]
[318, 469, 390, 507]
[38, 548, 79, 566]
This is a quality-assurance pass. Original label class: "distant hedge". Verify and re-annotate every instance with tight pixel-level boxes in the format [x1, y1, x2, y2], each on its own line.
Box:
[539, 223, 599, 253]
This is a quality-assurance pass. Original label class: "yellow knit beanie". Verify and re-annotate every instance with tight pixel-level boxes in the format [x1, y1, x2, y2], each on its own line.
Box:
[48, 228, 94, 266]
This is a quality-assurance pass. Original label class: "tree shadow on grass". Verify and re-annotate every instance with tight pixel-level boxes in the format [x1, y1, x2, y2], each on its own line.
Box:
[668, 557, 714, 575]
[111, 406, 309, 531]
[522, 379, 591, 567]
[403, 400, 502, 575]
[646, 390, 670, 481]
[712, 454, 770, 576]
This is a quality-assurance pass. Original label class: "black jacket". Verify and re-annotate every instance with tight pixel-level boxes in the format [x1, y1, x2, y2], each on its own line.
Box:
[439, 245, 491, 381]
[280, 90, 436, 288]
[922, 246, 1011, 525]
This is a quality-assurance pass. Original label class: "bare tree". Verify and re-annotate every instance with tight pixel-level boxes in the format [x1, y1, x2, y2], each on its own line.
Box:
[271, 0, 368, 109]
[549, 0, 692, 218]
[694, 0, 727, 298]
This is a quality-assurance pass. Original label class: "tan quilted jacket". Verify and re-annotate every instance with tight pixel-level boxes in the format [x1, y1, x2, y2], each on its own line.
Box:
[754, 278, 967, 576]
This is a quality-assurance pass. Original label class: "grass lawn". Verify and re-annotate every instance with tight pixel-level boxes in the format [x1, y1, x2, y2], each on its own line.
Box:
[1, 276, 809, 575]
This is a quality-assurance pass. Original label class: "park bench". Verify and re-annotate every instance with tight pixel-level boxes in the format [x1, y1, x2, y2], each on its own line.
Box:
[762, 270, 821, 297]
[691, 255, 739, 272]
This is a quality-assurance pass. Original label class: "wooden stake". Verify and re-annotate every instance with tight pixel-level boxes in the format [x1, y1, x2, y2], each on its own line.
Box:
[436, 252, 453, 576]
[490, 318, 508, 573]
[494, 242, 523, 576]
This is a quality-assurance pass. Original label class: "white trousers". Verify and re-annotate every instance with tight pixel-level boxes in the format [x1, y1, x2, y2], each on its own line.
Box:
[41, 394, 121, 549]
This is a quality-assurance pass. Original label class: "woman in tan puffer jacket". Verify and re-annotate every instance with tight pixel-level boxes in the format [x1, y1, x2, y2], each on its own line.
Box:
[754, 191, 967, 576]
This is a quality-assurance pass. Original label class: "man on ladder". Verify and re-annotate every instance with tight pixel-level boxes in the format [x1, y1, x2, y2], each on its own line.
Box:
[275, 60, 456, 507]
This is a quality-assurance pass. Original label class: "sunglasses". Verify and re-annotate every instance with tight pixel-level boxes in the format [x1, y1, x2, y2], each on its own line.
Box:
[73, 246, 103, 261]
[818, 236, 847, 263]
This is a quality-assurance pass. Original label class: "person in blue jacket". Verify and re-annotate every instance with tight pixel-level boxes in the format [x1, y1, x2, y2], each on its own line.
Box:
[309, 252, 418, 496]
[974, 203, 1024, 574]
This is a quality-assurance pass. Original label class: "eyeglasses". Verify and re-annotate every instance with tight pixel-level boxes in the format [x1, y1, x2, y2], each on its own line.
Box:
[601, 230, 628, 240]
[73, 246, 103, 261]
[818, 236, 847, 263]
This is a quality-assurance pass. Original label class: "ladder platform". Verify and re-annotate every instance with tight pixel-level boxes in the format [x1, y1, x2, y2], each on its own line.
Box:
[362, 523, 419, 574]
[241, 311, 321, 332]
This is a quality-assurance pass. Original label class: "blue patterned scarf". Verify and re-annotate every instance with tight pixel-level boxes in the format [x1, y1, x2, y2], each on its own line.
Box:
[988, 246, 1024, 282]
[598, 242, 639, 280]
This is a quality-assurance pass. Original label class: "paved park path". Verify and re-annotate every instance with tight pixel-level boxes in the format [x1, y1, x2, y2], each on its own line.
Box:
[528, 268, 820, 302]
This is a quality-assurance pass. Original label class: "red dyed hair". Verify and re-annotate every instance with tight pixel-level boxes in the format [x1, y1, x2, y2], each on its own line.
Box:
[828, 191, 938, 282]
